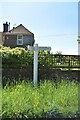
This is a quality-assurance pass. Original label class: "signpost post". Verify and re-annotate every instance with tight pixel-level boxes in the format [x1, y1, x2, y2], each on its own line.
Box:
[28, 44, 51, 86]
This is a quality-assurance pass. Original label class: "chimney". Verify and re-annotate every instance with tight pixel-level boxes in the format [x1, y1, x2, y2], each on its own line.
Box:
[3, 22, 8, 32]
[8, 22, 10, 31]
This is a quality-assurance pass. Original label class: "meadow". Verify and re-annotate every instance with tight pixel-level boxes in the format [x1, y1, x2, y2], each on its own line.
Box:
[2, 79, 79, 119]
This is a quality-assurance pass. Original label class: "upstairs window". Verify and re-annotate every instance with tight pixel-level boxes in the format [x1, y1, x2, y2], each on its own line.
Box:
[3, 36, 5, 44]
[17, 35, 23, 45]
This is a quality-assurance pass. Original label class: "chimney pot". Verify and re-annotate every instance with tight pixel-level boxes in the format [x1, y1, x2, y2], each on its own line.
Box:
[13, 27, 15, 29]
[8, 22, 10, 31]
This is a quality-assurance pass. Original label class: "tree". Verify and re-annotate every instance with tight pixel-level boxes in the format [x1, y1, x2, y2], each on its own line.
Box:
[55, 51, 62, 55]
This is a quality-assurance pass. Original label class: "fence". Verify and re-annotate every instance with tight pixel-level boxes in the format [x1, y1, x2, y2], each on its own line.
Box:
[2, 54, 80, 85]
[2, 54, 80, 69]
[38, 54, 80, 69]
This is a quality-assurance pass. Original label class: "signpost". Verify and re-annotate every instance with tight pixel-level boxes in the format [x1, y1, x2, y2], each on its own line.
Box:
[28, 44, 51, 86]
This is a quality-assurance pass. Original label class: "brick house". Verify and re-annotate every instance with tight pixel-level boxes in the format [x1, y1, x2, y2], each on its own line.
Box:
[2, 22, 35, 48]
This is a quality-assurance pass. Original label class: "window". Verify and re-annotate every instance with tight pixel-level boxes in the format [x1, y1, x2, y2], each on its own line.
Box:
[17, 35, 23, 45]
[3, 36, 5, 44]
[7, 36, 8, 39]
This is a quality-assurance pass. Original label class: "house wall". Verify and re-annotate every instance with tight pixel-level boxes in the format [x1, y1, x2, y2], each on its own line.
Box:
[3, 34, 34, 48]
[3, 35, 17, 48]
[23, 35, 34, 46]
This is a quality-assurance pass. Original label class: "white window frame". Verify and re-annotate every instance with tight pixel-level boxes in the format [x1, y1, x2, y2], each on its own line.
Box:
[17, 34, 23, 45]
[3, 36, 5, 44]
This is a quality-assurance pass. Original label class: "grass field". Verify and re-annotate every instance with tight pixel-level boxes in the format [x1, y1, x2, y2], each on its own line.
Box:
[2, 79, 79, 119]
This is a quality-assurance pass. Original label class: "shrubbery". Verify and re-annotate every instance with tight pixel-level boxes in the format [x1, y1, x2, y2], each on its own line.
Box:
[1, 46, 80, 69]
[2, 46, 53, 68]
[2, 47, 33, 68]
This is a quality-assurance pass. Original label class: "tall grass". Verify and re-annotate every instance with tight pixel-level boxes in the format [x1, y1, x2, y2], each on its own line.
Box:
[2, 80, 78, 119]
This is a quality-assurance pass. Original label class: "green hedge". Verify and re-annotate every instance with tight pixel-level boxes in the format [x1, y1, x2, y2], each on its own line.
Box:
[1, 46, 80, 69]
[2, 46, 53, 68]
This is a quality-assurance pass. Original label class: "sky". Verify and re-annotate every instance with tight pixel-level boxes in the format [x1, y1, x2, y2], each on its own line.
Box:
[0, 2, 79, 55]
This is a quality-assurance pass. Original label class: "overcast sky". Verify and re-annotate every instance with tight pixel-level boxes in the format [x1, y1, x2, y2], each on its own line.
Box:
[0, 2, 79, 54]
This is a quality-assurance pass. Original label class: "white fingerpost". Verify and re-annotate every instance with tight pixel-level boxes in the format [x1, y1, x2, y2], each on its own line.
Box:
[34, 44, 38, 86]
[28, 44, 51, 86]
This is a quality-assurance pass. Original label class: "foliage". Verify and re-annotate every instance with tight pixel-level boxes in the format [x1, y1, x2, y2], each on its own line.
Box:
[55, 51, 62, 55]
[2, 80, 78, 119]
[2, 47, 53, 68]
[2, 46, 34, 68]
[1, 46, 80, 69]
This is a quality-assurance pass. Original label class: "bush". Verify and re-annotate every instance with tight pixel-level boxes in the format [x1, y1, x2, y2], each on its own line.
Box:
[1, 46, 80, 69]
[2, 46, 34, 68]
[2, 46, 53, 68]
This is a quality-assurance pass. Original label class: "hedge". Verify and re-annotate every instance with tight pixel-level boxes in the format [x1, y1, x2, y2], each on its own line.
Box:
[1, 46, 53, 68]
[1, 46, 80, 69]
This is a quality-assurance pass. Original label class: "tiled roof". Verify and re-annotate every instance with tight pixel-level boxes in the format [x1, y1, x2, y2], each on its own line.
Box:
[3, 24, 34, 35]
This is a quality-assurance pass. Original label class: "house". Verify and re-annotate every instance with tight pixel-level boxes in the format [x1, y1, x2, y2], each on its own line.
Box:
[2, 22, 35, 48]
